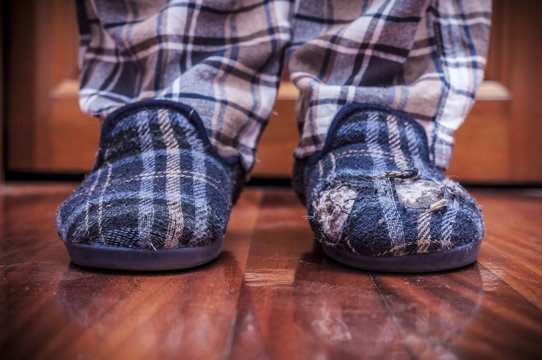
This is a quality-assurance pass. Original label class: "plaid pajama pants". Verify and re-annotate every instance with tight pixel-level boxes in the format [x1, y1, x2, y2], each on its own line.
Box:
[77, 0, 491, 173]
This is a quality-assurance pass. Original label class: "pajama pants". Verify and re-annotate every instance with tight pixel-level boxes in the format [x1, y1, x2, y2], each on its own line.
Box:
[76, 0, 491, 174]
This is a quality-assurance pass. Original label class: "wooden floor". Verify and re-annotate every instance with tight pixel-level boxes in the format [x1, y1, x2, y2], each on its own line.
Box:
[1, 184, 541, 360]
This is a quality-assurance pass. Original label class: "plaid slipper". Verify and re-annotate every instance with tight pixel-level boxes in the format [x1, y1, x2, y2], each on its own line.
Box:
[56, 100, 243, 270]
[293, 103, 484, 273]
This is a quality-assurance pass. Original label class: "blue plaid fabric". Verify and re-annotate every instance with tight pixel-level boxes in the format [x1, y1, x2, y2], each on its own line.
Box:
[56, 101, 243, 252]
[76, 0, 491, 173]
[293, 103, 484, 261]
[288, 0, 491, 170]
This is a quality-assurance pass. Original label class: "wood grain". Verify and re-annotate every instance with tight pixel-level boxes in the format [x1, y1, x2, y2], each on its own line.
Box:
[497, 1, 542, 182]
[230, 191, 411, 358]
[1, 185, 541, 359]
[474, 190, 542, 309]
[0, 185, 264, 359]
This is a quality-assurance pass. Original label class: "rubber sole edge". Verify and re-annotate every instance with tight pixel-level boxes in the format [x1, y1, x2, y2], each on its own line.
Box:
[322, 241, 481, 273]
[65, 240, 223, 271]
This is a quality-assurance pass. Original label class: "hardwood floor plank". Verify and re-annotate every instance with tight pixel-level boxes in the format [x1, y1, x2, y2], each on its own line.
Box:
[1, 185, 542, 359]
[0, 186, 263, 360]
[472, 190, 542, 309]
[460, 263, 542, 358]
[371, 263, 542, 359]
[230, 190, 412, 359]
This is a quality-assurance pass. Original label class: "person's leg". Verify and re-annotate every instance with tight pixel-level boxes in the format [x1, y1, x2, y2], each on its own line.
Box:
[57, 0, 292, 270]
[288, 0, 491, 272]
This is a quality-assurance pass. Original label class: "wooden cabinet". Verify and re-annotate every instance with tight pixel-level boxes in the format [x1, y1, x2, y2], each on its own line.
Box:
[448, 0, 542, 183]
[4, 0, 542, 184]
[6, 0, 98, 174]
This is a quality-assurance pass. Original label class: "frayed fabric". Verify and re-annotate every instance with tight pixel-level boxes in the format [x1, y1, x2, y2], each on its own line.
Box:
[293, 103, 485, 272]
[56, 100, 243, 270]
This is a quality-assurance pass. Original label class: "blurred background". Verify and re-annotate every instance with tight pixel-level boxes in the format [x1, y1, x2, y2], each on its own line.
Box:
[1, 0, 541, 185]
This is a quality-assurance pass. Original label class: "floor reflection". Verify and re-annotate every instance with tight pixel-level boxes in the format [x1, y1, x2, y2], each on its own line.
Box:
[55, 251, 242, 358]
[2, 186, 542, 358]
[292, 242, 483, 359]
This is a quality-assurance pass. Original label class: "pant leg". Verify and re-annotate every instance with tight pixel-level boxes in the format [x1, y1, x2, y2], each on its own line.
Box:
[287, 0, 491, 170]
[76, 0, 292, 172]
